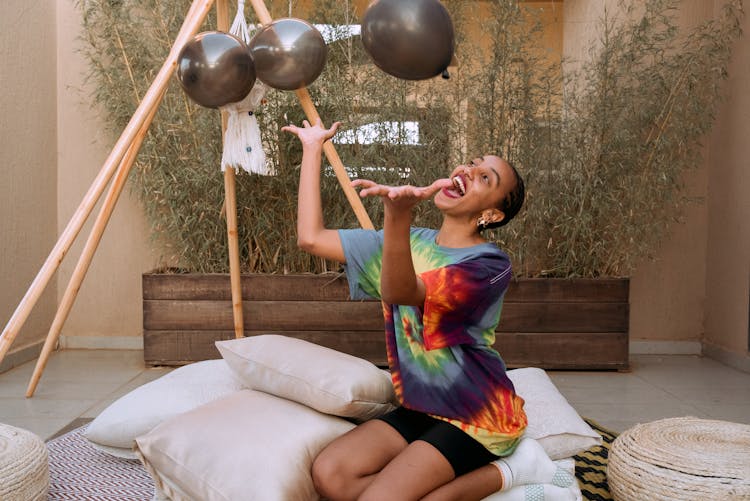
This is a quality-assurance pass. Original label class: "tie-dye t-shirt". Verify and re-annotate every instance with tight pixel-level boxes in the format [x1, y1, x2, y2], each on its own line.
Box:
[339, 227, 527, 456]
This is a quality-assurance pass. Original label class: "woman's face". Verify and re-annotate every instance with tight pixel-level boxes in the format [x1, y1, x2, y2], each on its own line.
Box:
[433, 155, 516, 220]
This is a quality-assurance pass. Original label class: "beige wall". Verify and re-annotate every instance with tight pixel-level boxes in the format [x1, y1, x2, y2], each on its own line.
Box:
[2, 0, 161, 367]
[2, 0, 748, 369]
[0, 0, 59, 368]
[55, 0, 160, 347]
[704, 2, 750, 363]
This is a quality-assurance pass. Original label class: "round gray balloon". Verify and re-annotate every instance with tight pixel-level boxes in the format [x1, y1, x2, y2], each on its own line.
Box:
[248, 18, 328, 91]
[361, 0, 454, 80]
[177, 31, 256, 109]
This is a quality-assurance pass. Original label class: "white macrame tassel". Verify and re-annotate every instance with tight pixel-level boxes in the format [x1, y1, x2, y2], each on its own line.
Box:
[221, 82, 273, 175]
[229, 0, 251, 44]
[220, 0, 272, 175]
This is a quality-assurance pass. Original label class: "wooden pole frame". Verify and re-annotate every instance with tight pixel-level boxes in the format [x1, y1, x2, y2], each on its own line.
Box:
[3, 0, 374, 394]
[216, 0, 245, 341]
[0, 0, 215, 368]
[25, 95, 165, 397]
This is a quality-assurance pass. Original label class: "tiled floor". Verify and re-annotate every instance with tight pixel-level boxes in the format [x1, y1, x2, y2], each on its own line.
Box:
[0, 350, 749, 440]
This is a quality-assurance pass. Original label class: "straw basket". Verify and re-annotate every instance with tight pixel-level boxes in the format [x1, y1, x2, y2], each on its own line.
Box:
[608, 417, 750, 500]
[0, 423, 49, 501]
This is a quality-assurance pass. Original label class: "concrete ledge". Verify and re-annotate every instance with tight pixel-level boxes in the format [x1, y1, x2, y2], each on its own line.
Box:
[629, 340, 702, 355]
[702, 342, 750, 374]
[0, 341, 44, 374]
[59, 335, 143, 350]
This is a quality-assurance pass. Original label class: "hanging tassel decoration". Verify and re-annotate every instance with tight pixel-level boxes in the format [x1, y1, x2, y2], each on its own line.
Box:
[220, 0, 273, 175]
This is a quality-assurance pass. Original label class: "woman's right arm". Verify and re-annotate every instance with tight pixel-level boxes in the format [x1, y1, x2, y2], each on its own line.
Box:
[282, 120, 346, 263]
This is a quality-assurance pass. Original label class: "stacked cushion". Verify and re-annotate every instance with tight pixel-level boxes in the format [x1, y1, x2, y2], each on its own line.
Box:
[216, 335, 396, 421]
[86, 335, 598, 500]
[135, 390, 355, 501]
[85, 359, 244, 458]
[507, 367, 601, 460]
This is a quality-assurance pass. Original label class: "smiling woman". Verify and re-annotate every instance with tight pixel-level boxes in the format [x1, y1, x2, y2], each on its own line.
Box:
[434, 156, 525, 236]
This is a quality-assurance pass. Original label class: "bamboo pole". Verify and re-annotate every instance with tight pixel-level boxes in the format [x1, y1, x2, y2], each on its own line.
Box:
[26, 94, 164, 398]
[0, 0, 215, 366]
[216, 0, 245, 339]
[247, 0, 374, 230]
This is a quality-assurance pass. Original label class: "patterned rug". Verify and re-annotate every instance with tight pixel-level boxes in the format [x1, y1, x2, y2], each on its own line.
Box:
[46, 420, 617, 500]
[46, 425, 154, 500]
[574, 419, 618, 501]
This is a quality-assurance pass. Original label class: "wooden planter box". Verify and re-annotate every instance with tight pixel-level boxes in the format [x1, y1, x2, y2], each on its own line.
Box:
[143, 273, 629, 370]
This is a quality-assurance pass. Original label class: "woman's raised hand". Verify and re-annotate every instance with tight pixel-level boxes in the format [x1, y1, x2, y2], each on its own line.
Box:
[353, 178, 453, 211]
[281, 119, 341, 148]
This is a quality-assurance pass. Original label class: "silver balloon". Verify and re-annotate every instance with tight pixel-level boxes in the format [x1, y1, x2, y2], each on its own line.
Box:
[248, 18, 327, 91]
[177, 31, 256, 109]
[361, 0, 454, 80]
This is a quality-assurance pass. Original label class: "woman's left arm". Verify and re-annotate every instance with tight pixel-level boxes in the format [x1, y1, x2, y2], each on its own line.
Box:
[354, 179, 451, 305]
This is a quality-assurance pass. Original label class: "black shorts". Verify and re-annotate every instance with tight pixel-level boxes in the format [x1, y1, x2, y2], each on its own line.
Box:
[377, 406, 500, 477]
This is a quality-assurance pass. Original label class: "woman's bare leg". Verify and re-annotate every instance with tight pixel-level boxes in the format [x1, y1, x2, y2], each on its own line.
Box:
[312, 419, 408, 501]
[421, 463, 503, 501]
[358, 440, 456, 501]
[313, 419, 508, 501]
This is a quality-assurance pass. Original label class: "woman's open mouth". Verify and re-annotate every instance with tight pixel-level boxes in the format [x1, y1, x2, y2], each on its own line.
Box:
[441, 174, 467, 199]
[452, 175, 466, 195]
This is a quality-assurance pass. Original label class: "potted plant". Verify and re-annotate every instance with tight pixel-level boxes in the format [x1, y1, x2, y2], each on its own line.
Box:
[80, 0, 742, 369]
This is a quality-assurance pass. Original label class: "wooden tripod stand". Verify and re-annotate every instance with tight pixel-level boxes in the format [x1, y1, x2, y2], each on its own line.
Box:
[0, 0, 373, 397]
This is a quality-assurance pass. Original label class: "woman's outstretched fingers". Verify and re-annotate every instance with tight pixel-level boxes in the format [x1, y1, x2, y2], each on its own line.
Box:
[283, 119, 342, 146]
[324, 121, 341, 140]
[352, 179, 385, 198]
[390, 185, 433, 201]
[425, 178, 453, 195]
[280, 124, 298, 135]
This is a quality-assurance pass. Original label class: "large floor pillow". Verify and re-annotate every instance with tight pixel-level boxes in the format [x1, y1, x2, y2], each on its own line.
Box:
[507, 367, 601, 460]
[85, 359, 244, 458]
[135, 389, 355, 501]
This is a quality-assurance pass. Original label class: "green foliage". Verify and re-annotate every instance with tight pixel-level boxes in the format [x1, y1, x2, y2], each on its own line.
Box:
[78, 0, 743, 276]
[519, 0, 744, 276]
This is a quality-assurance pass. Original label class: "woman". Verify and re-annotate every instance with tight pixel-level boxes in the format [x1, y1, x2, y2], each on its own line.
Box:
[283, 119, 561, 501]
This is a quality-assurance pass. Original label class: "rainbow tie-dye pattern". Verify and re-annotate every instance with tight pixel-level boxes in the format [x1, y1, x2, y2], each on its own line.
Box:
[339, 227, 527, 456]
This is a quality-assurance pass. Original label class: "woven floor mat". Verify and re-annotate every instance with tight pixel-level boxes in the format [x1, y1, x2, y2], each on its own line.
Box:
[46, 425, 154, 500]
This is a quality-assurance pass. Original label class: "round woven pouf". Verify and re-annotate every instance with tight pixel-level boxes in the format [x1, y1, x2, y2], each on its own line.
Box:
[608, 417, 750, 500]
[0, 423, 49, 501]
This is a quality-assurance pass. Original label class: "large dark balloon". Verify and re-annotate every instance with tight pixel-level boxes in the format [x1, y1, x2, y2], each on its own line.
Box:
[361, 0, 454, 80]
[248, 18, 327, 91]
[177, 31, 256, 108]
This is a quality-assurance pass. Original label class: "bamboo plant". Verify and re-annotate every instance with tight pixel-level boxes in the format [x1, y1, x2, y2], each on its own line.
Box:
[78, 0, 743, 277]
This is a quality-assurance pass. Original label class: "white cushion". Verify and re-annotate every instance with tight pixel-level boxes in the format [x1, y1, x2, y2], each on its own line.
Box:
[216, 335, 396, 421]
[135, 389, 355, 501]
[507, 367, 601, 460]
[84, 359, 244, 458]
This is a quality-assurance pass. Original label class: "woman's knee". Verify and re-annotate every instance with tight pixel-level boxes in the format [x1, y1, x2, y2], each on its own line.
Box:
[311, 449, 351, 500]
